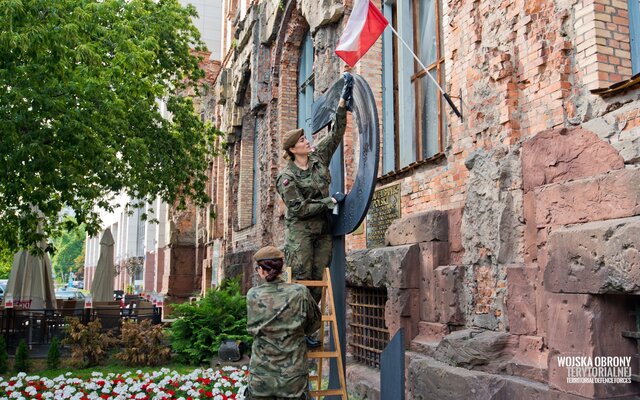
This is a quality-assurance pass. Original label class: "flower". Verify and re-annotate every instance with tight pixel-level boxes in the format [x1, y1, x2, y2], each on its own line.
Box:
[0, 368, 249, 400]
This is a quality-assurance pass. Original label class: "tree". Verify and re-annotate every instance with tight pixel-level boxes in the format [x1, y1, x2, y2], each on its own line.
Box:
[14, 339, 31, 373]
[51, 222, 85, 283]
[0, 0, 221, 252]
[0, 247, 13, 279]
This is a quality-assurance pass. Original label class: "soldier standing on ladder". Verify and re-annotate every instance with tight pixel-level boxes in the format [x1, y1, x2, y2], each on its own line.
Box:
[276, 68, 354, 347]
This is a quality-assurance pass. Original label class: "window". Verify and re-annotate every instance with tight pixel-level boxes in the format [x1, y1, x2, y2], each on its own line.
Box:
[631, 0, 640, 74]
[348, 286, 390, 369]
[298, 31, 314, 138]
[382, 0, 446, 173]
[251, 118, 259, 225]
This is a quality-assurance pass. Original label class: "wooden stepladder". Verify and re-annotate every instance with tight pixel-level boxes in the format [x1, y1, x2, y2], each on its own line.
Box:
[287, 267, 348, 399]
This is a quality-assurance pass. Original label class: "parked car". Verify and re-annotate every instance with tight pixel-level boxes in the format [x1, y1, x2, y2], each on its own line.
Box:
[55, 288, 85, 300]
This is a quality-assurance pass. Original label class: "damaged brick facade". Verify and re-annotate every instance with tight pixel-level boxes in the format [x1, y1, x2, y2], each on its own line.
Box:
[204, 0, 640, 398]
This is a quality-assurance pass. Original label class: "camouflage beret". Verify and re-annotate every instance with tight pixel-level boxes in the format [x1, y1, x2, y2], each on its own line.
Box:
[254, 246, 284, 262]
[282, 128, 304, 150]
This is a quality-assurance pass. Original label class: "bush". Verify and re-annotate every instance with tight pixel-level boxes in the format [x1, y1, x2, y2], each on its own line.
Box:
[0, 336, 7, 374]
[117, 319, 171, 366]
[14, 339, 31, 373]
[63, 318, 119, 368]
[169, 278, 252, 364]
[47, 336, 61, 370]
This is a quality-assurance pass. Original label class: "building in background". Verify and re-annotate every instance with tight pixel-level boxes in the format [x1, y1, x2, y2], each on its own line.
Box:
[84, 0, 223, 308]
[206, 0, 640, 398]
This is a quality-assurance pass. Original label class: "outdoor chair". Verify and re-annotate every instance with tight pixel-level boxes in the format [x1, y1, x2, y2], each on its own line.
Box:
[93, 301, 122, 333]
[61, 300, 79, 317]
[133, 300, 155, 323]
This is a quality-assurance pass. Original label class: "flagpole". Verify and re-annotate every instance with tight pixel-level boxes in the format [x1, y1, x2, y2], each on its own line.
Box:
[387, 24, 463, 120]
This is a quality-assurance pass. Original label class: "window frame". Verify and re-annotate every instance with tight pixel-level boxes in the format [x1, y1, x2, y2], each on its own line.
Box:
[630, 0, 640, 74]
[298, 31, 315, 139]
[383, 0, 446, 173]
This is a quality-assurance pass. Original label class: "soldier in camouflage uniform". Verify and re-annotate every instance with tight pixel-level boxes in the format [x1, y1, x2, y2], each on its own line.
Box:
[245, 246, 321, 400]
[276, 71, 353, 303]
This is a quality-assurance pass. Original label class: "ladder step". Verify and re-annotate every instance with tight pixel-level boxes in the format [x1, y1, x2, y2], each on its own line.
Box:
[308, 350, 339, 358]
[310, 389, 346, 396]
[622, 331, 640, 339]
[294, 279, 328, 287]
[322, 315, 334, 321]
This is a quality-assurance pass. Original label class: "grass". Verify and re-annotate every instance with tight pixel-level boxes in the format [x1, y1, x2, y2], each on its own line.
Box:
[1, 357, 208, 380]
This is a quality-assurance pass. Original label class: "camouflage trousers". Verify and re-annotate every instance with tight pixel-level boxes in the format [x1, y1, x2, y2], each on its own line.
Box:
[284, 220, 332, 303]
[244, 389, 308, 400]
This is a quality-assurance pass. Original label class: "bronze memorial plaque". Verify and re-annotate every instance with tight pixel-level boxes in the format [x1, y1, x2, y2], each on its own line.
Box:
[366, 183, 401, 248]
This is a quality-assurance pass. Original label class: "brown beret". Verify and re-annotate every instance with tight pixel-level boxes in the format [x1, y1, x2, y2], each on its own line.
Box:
[254, 246, 284, 262]
[282, 128, 304, 150]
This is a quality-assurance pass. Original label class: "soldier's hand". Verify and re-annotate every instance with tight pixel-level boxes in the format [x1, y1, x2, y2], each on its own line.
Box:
[332, 192, 346, 203]
[341, 72, 354, 111]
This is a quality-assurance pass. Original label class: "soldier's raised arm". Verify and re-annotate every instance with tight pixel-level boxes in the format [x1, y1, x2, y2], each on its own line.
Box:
[314, 71, 353, 165]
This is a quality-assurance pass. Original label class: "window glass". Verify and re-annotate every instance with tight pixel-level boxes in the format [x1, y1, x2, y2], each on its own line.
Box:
[383, 0, 445, 171]
[298, 31, 314, 138]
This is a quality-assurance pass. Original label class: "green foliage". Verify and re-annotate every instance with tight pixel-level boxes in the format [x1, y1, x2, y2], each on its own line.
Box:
[0, 336, 7, 374]
[169, 278, 251, 364]
[63, 317, 119, 368]
[46, 337, 61, 370]
[0, 247, 12, 279]
[117, 319, 171, 366]
[51, 222, 86, 283]
[0, 0, 222, 253]
[14, 339, 31, 373]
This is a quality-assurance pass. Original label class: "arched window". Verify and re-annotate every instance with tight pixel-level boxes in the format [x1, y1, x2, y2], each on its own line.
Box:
[298, 31, 314, 138]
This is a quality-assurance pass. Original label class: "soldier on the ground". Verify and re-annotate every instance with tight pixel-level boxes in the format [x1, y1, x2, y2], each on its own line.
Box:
[245, 246, 321, 400]
[276, 70, 354, 308]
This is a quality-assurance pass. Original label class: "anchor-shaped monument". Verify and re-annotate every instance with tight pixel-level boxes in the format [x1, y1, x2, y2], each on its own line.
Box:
[310, 73, 383, 398]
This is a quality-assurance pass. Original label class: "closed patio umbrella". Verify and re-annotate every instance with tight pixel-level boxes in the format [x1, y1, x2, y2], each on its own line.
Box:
[6, 242, 57, 310]
[90, 228, 115, 302]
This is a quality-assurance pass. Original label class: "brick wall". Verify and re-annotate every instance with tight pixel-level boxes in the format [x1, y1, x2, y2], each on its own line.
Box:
[237, 115, 256, 230]
[575, 0, 634, 89]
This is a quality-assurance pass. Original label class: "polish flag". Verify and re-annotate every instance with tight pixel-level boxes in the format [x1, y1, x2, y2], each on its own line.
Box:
[335, 0, 389, 67]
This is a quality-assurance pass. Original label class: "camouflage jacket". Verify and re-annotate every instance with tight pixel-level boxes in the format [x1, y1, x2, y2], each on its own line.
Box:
[276, 106, 347, 222]
[247, 277, 322, 397]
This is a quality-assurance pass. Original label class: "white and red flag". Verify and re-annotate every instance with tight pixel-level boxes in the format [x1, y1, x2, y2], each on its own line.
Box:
[335, 0, 389, 67]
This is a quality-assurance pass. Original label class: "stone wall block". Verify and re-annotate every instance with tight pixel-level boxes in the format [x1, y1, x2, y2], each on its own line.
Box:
[417, 321, 450, 339]
[505, 264, 538, 335]
[546, 293, 638, 398]
[299, 0, 344, 33]
[433, 329, 518, 374]
[258, 0, 282, 44]
[419, 242, 451, 321]
[385, 288, 420, 345]
[346, 244, 421, 289]
[447, 207, 465, 264]
[433, 265, 465, 325]
[523, 191, 538, 263]
[545, 216, 640, 294]
[462, 147, 524, 266]
[162, 246, 198, 297]
[534, 169, 640, 228]
[385, 210, 449, 246]
[522, 127, 624, 193]
[407, 355, 549, 400]
[506, 335, 548, 383]
[222, 250, 254, 294]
